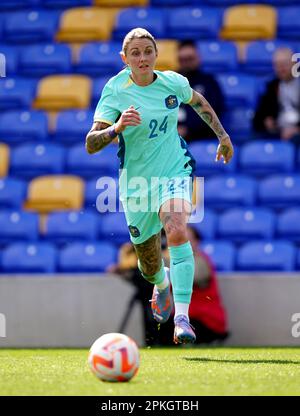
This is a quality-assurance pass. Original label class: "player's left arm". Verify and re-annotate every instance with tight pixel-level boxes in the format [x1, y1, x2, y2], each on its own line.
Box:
[188, 90, 234, 164]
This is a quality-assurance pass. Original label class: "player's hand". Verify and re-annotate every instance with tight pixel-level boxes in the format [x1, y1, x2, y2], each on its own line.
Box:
[215, 135, 234, 164]
[115, 105, 141, 133]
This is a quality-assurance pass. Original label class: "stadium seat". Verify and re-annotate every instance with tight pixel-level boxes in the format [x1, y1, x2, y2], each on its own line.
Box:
[244, 41, 296, 74]
[166, 7, 222, 40]
[53, 110, 93, 145]
[205, 175, 257, 209]
[188, 141, 237, 176]
[113, 8, 166, 40]
[151, 0, 195, 4]
[218, 207, 275, 242]
[66, 143, 119, 178]
[222, 108, 254, 143]
[237, 241, 296, 271]
[220, 5, 277, 41]
[277, 208, 300, 242]
[19, 43, 72, 76]
[0, 0, 41, 10]
[197, 41, 238, 72]
[1, 242, 57, 273]
[0, 46, 18, 75]
[0, 111, 48, 144]
[0, 144, 9, 177]
[56, 7, 118, 42]
[95, 0, 147, 5]
[0, 78, 36, 110]
[33, 75, 91, 111]
[4, 10, 60, 43]
[100, 212, 129, 245]
[10, 144, 65, 179]
[155, 40, 179, 72]
[25, 175, 84, 213]
[0, 178, 26, 208]
[258, 175, 300, 208]
[45, 211, 98, 243]
[0, 211, 39, 243]
[76, 42, 123, 76]
[297, 249, 300, 271]
[58, 241, 117, 272]
[85, 176, 119, 210]
[202, 241, 235, 272]
[216, 74, 258, 108]
[189, 208, 217, 240]
[92, 76, 110, 107]
[278, 7, 300, 39]
[43, 0, 92, 7]
[239, 141, 295, 176]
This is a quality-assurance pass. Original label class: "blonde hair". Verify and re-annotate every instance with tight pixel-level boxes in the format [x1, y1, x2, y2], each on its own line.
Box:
[122, 27, 157, 56]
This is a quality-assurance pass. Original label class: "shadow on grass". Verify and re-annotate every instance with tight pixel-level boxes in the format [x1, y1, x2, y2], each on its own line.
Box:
[184, 357, 300, 365]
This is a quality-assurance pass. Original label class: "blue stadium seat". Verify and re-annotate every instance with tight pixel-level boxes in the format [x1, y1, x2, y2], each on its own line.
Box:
[237, 241, 296, 271]
[0, 211, 39, 243]
[0, 78, 36, 110]
[0, 178, 26, 208]
[167, 7, 222, 40]
[202, 241, 235, 272]
[76, 42, 123, 77]
[0, 46, 18, 75]
[1, 242, 57, 273]
[278, 7, 300, 39]
[45, 211, 98, 243]
[0, 1, 41, 10]
[67, 143, 119, 178]
[239, 141, 295, 176]
[258, 175, 300, 208]
[189, 208, 217, 240]
[0, 111, 48, 143]
[205, 175, 257, 209]
[218, 208, 275, 242]
[188, 140, 237, 176]
[4, 10, 60, 43]
[222, 108, 254, 142]
[101, 212, 129, 245]
[58, 241, 117, 272]
[19, 43, 72, 76]
[244, 41, 296, 74]
[113, 8, 166, 40]
[85, 176, 119, 210]
[92, 76, 110, 108]
[197, 41, 238, 72]
[53, 110, 93, 145]
[277, 208, 300, 242]
[297, 249, 300, 270]
[42, 0, 92, 7]
[10, 144, 65, 179]
[216, 74, 258, 109]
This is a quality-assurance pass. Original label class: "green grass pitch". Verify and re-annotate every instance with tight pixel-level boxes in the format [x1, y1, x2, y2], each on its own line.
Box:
[1, 347, 300, 396]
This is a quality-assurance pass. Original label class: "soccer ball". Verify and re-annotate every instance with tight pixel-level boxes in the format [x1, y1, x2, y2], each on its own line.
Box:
[88, 333, 140, 382]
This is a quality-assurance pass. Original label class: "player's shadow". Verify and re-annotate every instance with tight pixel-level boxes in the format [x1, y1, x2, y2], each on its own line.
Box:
[184, 357, 300, 365]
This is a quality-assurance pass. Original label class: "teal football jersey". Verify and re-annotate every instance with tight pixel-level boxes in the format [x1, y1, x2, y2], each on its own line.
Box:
[94, 67, 195, 200]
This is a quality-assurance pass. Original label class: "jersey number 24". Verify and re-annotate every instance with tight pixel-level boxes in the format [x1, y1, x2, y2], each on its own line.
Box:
[149, 116, 168, 139]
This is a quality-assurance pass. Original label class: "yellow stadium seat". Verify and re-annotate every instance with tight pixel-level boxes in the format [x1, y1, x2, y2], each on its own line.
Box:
[220, 5, 277, 41]
[155, 40, 179, 72]
[56, 7, 119, 42]
[33, 75, 91, 111]
[0, 143, 9, 177]
[24, 175, 84, 213]
[94, 0, 147, 6]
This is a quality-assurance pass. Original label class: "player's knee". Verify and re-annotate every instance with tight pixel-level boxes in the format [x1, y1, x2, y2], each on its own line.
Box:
[165, 226, 187, 246]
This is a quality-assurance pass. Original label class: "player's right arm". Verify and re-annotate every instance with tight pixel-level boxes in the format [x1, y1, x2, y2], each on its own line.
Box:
[85, 106, 141, 154]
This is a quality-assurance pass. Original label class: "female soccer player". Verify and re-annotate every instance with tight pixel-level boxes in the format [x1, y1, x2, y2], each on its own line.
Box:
[86, 28, 233, 344]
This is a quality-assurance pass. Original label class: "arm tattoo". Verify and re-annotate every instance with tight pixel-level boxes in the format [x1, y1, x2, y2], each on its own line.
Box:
[85, 122, 115, 154]
[190, 91, 228, 140]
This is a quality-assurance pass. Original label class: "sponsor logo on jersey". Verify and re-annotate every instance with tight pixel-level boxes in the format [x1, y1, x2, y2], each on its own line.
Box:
[128, 225, 140, 238]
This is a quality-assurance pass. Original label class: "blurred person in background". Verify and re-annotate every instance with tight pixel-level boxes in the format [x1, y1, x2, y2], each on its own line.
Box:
[253, 47, 300, 144]
[177, 40, 225, 142]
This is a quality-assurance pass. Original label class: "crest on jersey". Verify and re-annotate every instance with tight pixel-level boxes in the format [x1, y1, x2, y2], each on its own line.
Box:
[128, 225, 140, 238]
[165, 95, 178, 109]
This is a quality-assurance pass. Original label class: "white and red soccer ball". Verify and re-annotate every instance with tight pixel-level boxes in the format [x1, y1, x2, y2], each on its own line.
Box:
[88, 333, 140, 382]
